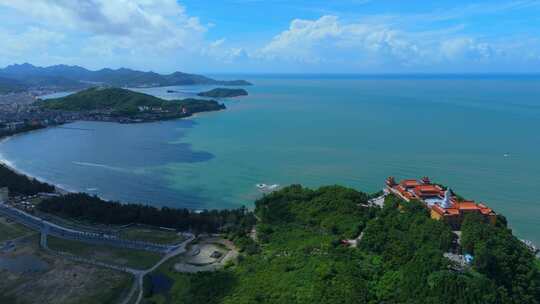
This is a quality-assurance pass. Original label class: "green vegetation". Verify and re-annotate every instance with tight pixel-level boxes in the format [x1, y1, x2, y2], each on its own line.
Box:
[39, 193, 255, 234]
[0, 216, 33, 241]
[47, 236, 163, 269]
[42, 87, 225, 117]
[0, 163, 55, 195]
[197, 88, 248, 98]
[141, 186, 540, 304]
[460, 214, 540, 303]
[0, 124, 45, 140]
[75, 274, 133, 304]
[120, 227, 183, 245]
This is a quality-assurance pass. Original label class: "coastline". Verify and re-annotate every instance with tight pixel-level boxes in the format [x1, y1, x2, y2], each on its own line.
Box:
[0, 104, 227, 201]
[0, 158, 72, 196]
[0, 135, 72, 196]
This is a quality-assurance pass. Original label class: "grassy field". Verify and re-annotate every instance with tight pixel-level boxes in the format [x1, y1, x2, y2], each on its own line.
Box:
[47, 236, 163, 270]
[0, 216, 33, 242]
[120, 227, 183, 244]
[0, 236, 133, 304]
[76, 274, 133, 304]
[142, 257, 190, 304]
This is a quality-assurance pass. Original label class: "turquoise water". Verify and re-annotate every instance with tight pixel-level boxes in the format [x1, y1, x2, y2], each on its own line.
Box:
[0, 76, 539, 245]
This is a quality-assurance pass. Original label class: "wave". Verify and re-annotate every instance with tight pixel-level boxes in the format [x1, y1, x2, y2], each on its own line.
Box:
[0, 151, 17, 169]
[72, 161, 125, 172]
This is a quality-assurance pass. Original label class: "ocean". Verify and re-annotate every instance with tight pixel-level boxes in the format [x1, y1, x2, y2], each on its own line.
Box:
[0, 75, 539, 245]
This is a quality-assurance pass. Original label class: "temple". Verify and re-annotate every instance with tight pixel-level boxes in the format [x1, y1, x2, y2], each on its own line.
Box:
[384, 176, 496, 230]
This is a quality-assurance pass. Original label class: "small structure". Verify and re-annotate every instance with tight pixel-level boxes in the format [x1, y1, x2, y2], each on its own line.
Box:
[385, 177, 496, 230]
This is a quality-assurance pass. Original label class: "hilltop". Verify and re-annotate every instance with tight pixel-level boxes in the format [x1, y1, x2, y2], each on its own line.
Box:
[41, 87, 225, 120]
[0, 63, 251, 92]
[197, 88, 248, 98]
[142, 185, 540, 304]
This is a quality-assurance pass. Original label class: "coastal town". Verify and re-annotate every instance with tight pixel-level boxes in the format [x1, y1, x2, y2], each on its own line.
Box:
[0, 87, 230, 138]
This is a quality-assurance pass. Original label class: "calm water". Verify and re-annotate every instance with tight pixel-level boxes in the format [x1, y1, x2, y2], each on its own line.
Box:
[1, 76, 539, 245]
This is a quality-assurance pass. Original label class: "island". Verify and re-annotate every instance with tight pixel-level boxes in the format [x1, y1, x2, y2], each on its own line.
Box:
[40, 87, 225, 123]
[197, 88, 249, 98]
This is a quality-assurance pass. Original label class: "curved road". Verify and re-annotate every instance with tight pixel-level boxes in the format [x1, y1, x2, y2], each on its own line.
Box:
[131, 233, 195, 304]
[0, 201, 196, 304]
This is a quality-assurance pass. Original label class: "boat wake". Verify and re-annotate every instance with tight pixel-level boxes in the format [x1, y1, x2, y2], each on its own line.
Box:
[72, 161, 125, 172]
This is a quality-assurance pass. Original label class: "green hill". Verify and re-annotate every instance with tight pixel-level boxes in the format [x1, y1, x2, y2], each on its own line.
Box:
[197, 88, 248, 98]
[144, 185, 540, 304]
[42, 87, 225, 117]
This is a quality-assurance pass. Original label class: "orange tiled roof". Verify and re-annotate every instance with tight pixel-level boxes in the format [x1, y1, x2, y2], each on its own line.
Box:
[401, 179, 421, 188]
[455, 201, 479, 210]
[432, 204, 459, 216]
[414, 184, 441, 194]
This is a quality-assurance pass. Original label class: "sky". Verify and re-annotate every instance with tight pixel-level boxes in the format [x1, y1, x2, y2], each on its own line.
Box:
[0, 0, 540, 73]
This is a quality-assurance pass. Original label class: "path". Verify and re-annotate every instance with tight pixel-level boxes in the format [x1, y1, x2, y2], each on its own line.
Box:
[133, 233, 195, 304]
[38, 225, 194, 304]
[0, 200, 198, 304]
[366, 194, 386, 208]
[0, 201, 179, 253]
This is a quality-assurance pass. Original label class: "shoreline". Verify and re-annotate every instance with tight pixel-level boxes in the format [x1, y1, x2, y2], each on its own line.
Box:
[0, 157, 72, 196]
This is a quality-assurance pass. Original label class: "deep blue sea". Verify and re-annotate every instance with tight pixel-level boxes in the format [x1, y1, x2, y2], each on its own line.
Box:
[0, 75, 539, 245]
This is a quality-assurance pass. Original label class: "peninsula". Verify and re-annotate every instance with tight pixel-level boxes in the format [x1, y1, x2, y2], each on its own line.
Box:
[197, 88, 249, 98]
[41, 87, 225, 123]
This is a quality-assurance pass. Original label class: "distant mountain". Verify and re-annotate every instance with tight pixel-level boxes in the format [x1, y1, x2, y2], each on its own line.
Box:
[0, 63, 251, 91]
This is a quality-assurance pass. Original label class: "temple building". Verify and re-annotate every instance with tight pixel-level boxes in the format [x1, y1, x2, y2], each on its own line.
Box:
[385, 176, 496, 230]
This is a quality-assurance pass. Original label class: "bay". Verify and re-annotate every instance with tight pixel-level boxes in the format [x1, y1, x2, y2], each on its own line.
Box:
[1, 75, 539, 245]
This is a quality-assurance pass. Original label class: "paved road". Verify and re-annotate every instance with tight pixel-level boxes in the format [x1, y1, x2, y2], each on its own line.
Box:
[367, 194, 385, 208]
[0, 201, 199, 304]
[133, 233, 195, 304]
[0, 202, 180, 253]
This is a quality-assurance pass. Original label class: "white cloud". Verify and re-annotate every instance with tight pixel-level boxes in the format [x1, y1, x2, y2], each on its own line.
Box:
[0, 27, 64, 56]
[257, 15, 422, 66]
[0, 0, 208, 58]
[439, 38, 494, 61]
[255, 14, 539, 70]
[0, 1, 539, 72]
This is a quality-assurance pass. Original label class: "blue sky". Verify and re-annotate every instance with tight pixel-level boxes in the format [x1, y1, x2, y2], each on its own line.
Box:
[0, 0, 540, 73]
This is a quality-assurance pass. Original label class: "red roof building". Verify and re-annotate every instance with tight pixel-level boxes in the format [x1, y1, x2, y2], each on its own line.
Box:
[385, 176, 496, 230]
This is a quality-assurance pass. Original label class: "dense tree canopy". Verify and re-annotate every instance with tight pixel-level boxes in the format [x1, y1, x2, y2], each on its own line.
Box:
[143, 187, 540, 304]
[461, 214, 540, 303]
[42, 87, 225, 116]
[38, 193, 254, 234]
[0, 163, 55, 195]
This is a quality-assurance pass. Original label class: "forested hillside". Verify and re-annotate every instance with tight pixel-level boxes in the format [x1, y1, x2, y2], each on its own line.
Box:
[144, 185, 540, 304]
[42, 87, 225, 116]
